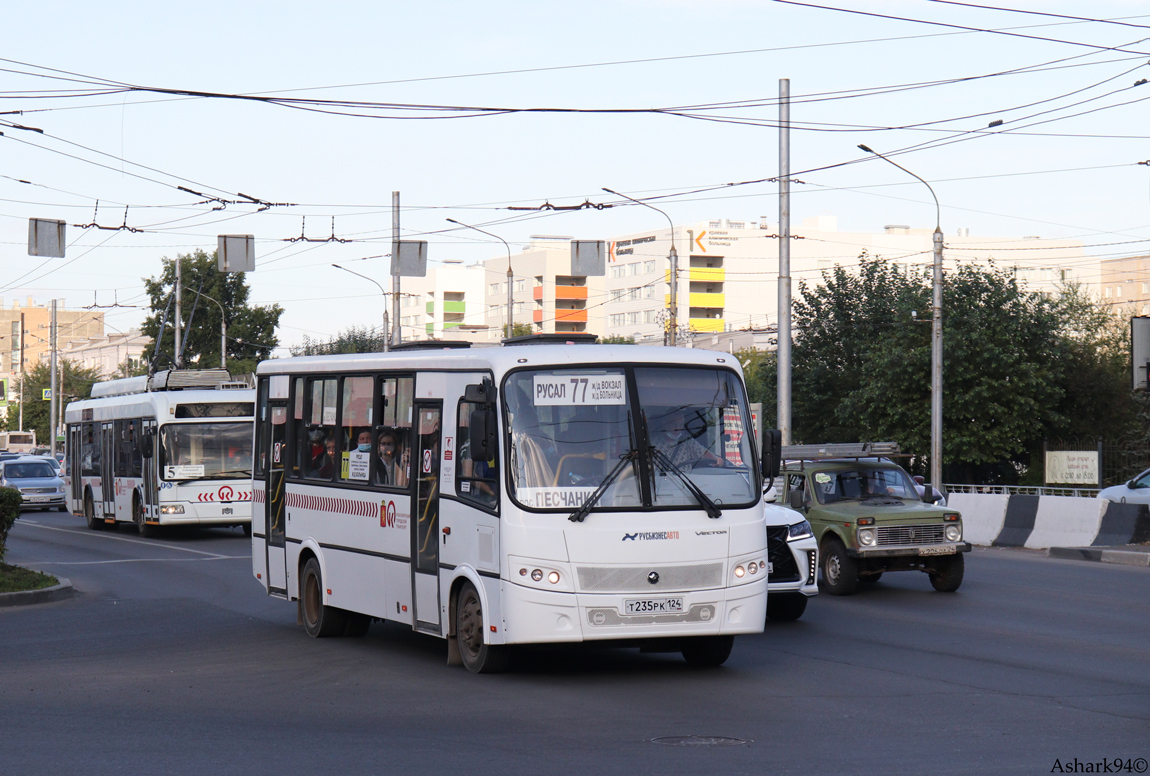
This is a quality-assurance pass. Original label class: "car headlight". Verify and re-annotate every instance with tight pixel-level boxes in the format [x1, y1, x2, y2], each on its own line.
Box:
[787, 520, 813, 541]
[945, 523, 962, 542]
[160, 505, 185, 515]
[858, 527, 876, 546]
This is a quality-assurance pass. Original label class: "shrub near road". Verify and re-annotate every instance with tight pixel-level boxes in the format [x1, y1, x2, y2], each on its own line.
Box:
[0, 486, 58, 594]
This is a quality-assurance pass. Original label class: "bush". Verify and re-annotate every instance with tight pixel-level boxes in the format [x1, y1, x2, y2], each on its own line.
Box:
[0, 487, 24, 563]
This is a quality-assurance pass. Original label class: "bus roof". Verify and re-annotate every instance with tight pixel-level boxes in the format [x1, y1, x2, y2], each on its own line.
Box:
[64, 387, 255, 424]
[256, 344, 743, 378]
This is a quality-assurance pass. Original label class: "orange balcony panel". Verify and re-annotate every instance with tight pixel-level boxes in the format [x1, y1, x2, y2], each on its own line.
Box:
[533, 285, 543, 301]
[555, 308, 588, 323]
[533, 309, 544, 323]
[554, 285, 588, 300]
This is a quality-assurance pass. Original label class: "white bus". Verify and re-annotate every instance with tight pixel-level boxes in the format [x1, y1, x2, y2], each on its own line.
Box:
[64, 369, 255, 537]
[0, 430, 37, 453]
[251, 340, 781, 672]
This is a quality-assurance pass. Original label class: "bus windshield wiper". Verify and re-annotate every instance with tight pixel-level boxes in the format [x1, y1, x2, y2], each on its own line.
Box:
[649, 447, 723, 519]
[569, 449, 639, 523]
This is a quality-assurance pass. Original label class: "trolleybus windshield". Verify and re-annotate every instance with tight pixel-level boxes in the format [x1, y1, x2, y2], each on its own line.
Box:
[160, 421, 253, 481]
[504, 366, 758, 513]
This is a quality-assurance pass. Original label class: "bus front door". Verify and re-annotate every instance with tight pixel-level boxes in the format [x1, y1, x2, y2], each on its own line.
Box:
[101, 421, 115, 519]
[142, 420, 157, 519]
[411, 403, 442, 634]
[265, 402, 289, 596]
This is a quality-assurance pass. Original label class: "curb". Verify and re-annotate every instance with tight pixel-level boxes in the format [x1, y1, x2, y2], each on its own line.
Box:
[1047, 547, 1150, 567]
[0, 577, 74, 608]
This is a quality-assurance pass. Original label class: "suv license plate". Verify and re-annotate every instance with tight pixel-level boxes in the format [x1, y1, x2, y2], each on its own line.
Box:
[29, 496, 49, 502]
[919, 545, 956, 556]
[624, 598, 683, 615]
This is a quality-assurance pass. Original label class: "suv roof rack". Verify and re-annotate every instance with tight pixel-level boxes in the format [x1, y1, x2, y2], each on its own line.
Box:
[782, 441, 903, 460]
[390, 340, 471, 352]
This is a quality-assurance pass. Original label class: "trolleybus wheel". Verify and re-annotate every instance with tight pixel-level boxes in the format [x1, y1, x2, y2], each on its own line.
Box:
[456, 581, 509, 674]
[300, 557, 346, 637]
[680, 635, 735, 667]
[342, 612, 371, 637]
[84, 493, 102, 531]
[133, 495, 157, 539]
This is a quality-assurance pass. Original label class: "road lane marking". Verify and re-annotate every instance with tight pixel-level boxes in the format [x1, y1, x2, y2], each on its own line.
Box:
[24, 557, 248, 565]
[13, 520, 241, 559]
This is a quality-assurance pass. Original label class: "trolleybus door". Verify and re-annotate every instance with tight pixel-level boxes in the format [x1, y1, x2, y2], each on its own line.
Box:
[265, 401, 289, 595]
[69, 425, 83, 505]
[142, 420, 157, 519]
[101, 421, 115, 517]
[411, 403, 442, 634]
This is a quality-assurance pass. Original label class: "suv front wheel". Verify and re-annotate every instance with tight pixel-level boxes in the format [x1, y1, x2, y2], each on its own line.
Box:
[820, 536, 859, 596]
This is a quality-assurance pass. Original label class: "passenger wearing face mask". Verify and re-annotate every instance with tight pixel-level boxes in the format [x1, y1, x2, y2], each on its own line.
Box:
[650, 407, 723, 470]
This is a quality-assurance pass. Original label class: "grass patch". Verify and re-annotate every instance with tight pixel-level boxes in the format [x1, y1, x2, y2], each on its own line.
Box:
[0, 563, 59, 594]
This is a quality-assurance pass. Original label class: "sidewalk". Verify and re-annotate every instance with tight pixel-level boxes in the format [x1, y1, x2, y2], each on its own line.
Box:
[1047, 546, 1150, 567]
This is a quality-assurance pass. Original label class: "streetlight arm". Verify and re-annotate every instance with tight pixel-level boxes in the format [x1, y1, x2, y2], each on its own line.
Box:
[857, 145, 940, 230]
[602, 188, 676, 253]
[332, 263, 388, 297]
[332, 264, 391, 350]
[446, 218, 516, 337]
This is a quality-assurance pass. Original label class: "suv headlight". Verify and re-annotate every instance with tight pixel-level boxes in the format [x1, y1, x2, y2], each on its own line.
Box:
[945, 523, 962, 542]
[858, 527, 876, 546]
[787, 520, 813, 541]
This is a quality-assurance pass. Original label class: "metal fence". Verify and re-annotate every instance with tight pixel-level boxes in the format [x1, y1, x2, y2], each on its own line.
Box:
[945, 483, 1100, 498]
[1047, 436, 1150, 489]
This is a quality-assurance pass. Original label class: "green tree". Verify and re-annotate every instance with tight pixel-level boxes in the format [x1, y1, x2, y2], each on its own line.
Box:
[503, 322, 534, 338]
[141, 249, 282, 374]
[787, 257, 1138, 483]
[291, 325, 389, 356]
[600, 335, 636, 344]
[3, 360, 103, 442]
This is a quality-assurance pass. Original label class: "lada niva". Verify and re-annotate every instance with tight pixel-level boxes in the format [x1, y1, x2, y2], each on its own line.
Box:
[778, 444, 970, 595]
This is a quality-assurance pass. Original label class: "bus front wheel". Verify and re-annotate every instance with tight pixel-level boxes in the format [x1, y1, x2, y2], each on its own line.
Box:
[134, 496, 157, 539]
[300, 558, 346, 638]
[455, 581, 509, 674]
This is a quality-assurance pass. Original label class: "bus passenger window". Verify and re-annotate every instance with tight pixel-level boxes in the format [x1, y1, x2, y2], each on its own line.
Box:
[304, 378, 338, 480]
[457, 401, 498, 509]
[341, 376, 373, 482]
[290, 377, 305, 478]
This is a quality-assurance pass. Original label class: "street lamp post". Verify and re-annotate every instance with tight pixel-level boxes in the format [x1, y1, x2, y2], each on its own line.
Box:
[603, 188, 679, 346]
[858, 144, 944, 493]
[332, 264, 390, 352]
[446, 219, 515, 338]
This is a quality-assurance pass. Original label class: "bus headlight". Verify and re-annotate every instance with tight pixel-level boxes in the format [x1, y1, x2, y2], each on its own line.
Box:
[858, 528, 876, 546]
[159, 505, 185, 515]
[945, 523, 962, 542]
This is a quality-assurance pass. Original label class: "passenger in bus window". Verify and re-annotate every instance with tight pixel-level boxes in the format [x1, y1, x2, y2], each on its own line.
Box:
[309, 437, 337, 479]
[375, 430, 409, 487]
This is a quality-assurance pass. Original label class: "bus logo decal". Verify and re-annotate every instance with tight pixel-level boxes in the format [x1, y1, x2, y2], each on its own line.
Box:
[218, 485, 234, 502]
[622, 531, 680, 541]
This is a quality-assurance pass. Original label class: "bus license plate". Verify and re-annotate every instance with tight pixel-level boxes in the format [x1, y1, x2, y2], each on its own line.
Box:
[624, 598, 683, 615]
[919, 545, 956, 556]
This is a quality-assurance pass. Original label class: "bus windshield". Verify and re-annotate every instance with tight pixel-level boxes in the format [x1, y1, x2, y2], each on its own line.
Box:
[504, 366, 758, 513]
[160, 422, 253, 481]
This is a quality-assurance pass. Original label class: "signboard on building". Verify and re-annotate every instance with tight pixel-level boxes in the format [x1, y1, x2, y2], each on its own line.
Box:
[1045, 451, 1099, 486]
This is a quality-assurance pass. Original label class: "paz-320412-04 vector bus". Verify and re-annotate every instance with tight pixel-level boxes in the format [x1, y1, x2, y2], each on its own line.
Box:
[251, 338, 782, 672]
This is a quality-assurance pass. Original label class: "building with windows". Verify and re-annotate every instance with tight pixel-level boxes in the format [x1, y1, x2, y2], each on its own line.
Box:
[394, 260, 489, 341]
[58, 330, 148, 378]
[1098, 255, 1150, 315]
[0, 298, 105, 413]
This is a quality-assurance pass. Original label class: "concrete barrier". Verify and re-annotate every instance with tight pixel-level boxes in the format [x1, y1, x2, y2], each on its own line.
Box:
[1026, 497, 1104, 549]
[949, 493, 1008, 546]
[1093, 501, 1150, 546]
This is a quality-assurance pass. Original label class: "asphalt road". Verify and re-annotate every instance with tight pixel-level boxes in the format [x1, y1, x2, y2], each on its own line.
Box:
[2, 511, 1148, 776]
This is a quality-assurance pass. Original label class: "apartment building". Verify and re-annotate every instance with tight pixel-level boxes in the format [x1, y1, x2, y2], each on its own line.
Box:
[1098, 255, 1150, 315]
[395, 260, 489, 341]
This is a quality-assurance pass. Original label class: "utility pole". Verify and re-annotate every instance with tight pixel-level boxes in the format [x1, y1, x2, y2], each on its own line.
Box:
[49, 300, 57, 456]
[777, 78, 793, 445]
[174, 256, 182, 368]
[668, 241, 679, 347]
[392, 192, 402, 347]
[18, 311, 24, 432]
[931, 227, 944, 492]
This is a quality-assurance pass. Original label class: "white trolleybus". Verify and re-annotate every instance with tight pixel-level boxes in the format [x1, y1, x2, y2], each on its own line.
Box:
[64, 369, 256, 537]
[251, 337, 782, 672]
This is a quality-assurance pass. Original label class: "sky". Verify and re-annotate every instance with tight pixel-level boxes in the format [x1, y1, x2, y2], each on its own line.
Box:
[2, 0, 1149, 354]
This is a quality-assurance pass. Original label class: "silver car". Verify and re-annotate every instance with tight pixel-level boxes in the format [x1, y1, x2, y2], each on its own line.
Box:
[1, 456, 67, 511]
[1097, 468, 1150, 505]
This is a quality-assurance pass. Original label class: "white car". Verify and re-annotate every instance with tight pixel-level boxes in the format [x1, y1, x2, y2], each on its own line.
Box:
[1097, 468, 1150, 504]
[765, 492, 819, 620]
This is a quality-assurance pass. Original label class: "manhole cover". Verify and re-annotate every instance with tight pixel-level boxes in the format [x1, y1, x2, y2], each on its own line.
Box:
[651, 736, 750, 747]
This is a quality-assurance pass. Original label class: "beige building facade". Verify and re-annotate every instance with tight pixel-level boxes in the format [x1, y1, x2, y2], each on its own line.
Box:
[58, 330, 148, 378]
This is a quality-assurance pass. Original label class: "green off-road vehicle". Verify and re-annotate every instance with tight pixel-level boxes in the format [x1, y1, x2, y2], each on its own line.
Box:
[778, 443, 970, 595]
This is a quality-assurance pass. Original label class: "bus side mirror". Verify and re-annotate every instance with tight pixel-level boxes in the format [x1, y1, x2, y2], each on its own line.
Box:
[469, 409, 496, 461]
[761, 428, 782, 480]
[139, 431, 154, 458]
[464, 379, 497, 405]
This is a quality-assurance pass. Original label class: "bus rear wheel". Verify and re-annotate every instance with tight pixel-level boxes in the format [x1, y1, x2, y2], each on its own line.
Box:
[681, 635, 735, 667]
[301, 557, 346, 637]
[84, 493, 102, 531]
[455, 581, 509, 674]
